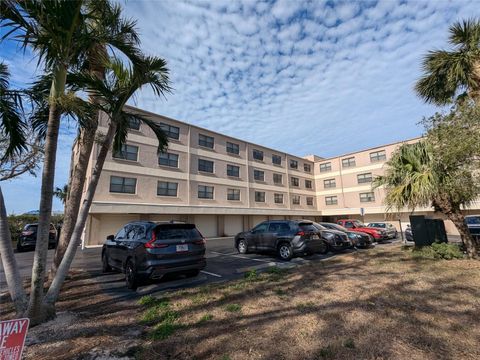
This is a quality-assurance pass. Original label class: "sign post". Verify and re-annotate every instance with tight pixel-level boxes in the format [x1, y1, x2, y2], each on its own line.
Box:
[0, 318, 30, 360]
[360, 207, 365, 223]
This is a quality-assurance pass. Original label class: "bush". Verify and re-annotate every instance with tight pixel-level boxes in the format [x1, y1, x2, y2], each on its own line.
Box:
[412, 242, 464, 260]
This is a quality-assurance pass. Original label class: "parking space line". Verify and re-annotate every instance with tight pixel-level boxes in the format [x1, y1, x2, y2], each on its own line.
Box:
[232, 255, 273, 263]
[210, 251, 238, 256]
[200, 270, 222, 278]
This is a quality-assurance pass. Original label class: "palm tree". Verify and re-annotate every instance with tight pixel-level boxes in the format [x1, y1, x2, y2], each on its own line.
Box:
[1, 0, 141, 324]
[50, 0, 142, 280]
[0, 62, 29, 314]
[53, 184, 68, 206]
[45, 56, 171, 312]
[374, 140, 478, 258]
[415, 19, 480, 105]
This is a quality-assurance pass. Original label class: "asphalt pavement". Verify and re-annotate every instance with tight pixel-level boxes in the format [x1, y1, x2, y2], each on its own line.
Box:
[0, 237, 401, 302]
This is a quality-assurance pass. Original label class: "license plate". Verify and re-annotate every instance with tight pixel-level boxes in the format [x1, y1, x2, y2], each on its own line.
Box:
[312, 234, 320, 240]
[176, 244, 189, 252]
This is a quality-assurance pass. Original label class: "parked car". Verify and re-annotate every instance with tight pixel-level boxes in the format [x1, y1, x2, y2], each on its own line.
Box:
[317, 222, 373, 248]
[337, 219, 388, 241]
[465, 215, 480, 239]
[366, 222, 398, 239]
[102, 221, 207, 290]
[311, 223, 354, 251]
[405, 225, 413, 242]
[234, 220, 327, 260]
[17, 223, 57, 252]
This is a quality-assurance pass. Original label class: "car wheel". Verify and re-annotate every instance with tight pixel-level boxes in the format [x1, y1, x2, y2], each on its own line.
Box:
[102, 252, 112, 273]
[277, 243, 293, 261]
[237, 239, 248, 254]
[318, 241, 328, 255]
[125, 260, 138, 290]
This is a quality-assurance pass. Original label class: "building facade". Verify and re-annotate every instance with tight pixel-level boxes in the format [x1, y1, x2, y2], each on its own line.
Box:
[81, 106, 479, 246]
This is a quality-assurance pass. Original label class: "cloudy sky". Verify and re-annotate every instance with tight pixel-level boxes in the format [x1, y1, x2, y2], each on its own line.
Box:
[1, 0, 477, 213]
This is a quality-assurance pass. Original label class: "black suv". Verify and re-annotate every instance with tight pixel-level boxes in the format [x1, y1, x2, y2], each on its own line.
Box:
[234, 220, 327, 260]
[317, 222, 371, 249]
[17, 223, 58, 252]
[102, 221, 206, 290]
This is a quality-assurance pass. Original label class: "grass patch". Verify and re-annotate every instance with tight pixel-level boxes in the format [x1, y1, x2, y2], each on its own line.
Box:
[411, 242, 464, 260]
[225, 304, 242, 313]
[343, 338, 355, 349]
[139, 296, 183, 340]
[317, 345, 334, 359]
[296, 301, 316, 311]
[274, 288, 288, 297]
[244, 269, 259, 281]
[198, 314, 214, 324]
[150, 322, 184, 340]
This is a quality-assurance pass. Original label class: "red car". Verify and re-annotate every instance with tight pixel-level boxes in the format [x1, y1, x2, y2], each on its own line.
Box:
[337, 219, 388, 241]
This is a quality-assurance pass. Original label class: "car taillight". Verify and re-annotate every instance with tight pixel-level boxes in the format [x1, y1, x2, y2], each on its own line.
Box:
[296, 231, 305, 236]
[145, 232, 168, 248]
[193, 238, 206, 245]
[21, 231, 34, 236]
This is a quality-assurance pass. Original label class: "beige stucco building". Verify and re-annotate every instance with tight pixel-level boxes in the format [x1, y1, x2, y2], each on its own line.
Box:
[80, 106, 479, 246]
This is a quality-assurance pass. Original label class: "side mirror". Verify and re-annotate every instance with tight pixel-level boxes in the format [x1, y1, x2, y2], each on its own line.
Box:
[106, 234, 115, 241]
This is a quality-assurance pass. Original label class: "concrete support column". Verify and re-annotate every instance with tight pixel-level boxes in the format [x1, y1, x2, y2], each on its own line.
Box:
[217, 215, 225, 237]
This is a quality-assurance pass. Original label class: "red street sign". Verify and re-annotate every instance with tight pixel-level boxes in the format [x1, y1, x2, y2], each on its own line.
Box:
[0, 318, 29, 360]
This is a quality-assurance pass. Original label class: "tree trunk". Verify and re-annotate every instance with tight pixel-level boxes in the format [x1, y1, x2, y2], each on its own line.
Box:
[0, 185, 28, 315]
[49, 44, 106, 280]
[28, 67, 66, 325]
[49, 124, 97, 279]
[44, 120, 117, 306]
[447, 210, 478, 259]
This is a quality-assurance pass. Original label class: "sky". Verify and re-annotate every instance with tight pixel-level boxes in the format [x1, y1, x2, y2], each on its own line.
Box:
[1, 0, 478, 214]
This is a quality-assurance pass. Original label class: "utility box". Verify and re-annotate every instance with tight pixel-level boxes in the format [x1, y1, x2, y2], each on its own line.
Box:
[409, 215, 447, 246]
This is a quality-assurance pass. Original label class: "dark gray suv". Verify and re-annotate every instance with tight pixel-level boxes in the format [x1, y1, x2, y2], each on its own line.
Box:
[234, 220, 326, 260]
[102, 221, 206, 290]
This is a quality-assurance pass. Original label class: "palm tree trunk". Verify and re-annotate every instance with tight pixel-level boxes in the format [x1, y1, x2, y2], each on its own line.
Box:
[28, 67, 66, 325]
[0, 185, 28, 315]
[49, 124, 97, 280]
[44, 120, 117, 307]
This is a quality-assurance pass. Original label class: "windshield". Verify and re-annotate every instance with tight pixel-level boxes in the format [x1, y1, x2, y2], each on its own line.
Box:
[466, 216, 480, 225]
[368, 223, 385, 228]
[354, 221, 365, 227]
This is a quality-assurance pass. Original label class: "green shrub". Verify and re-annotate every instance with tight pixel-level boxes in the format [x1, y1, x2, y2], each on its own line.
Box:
[412, 242, 464, 260]
[244, 269, 259, 281]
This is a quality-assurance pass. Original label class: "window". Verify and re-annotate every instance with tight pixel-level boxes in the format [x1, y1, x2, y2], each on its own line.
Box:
[306, 197, 314, 206]
[110, 176, 136, 194]
[252, 222, 268, 233]
[253, 149, 264, 161]
[291, 177, 299, 187]
[255, 191, 265, 202]
[357, 173, 373, 184]
[226, 141, 239, 155]
[304, 163, 311, 172]
[158, 152, 179, 167]
[290, 159, 298, 169]
[342, 157, 356, 168]
[305, 180, 312, 189]
[324, 178, 336, 188]
[157, 181, 178, 196]
[370, 150, 386, 162]
[198, 185, 214, 199]
[325, 196, 338, 205]
[320, 162, 331, 172]
[199, 134, 214, 148]
[227, 188, 240, 201]
[198, 159, 214, 173]
[273, 173, 283, 184]
[360, 192, 375, 202]
[254, 169, 264, 181]
[268, 222, 290, 232]
[272, 154, 282, 165]
[112, 144, 138, 161]
[292, 195, 300, 205]
[274, 193, 284, 204]
[127, 117, 140, 130]
[227, 164, 240, 177]
[160, 122, 180, 140]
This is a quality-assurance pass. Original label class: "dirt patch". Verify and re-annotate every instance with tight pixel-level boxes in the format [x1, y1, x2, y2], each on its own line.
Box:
[137, 245, 480, 360]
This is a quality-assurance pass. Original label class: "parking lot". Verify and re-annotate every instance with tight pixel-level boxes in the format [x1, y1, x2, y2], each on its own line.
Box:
[0, 237, 403, 304]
